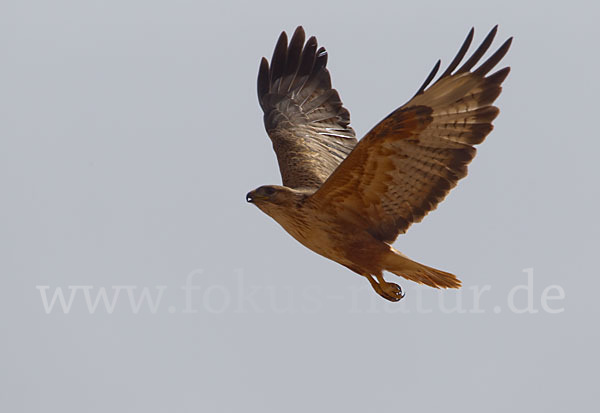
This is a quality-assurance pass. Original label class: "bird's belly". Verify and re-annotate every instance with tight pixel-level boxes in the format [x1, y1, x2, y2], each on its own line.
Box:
[286, 225, 332, 255]
[277, 217, 351, 264]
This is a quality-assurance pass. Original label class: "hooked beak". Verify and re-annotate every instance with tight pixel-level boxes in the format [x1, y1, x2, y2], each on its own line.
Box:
[247, 190, 269, 203]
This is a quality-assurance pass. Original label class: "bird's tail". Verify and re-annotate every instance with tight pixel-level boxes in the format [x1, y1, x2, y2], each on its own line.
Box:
[383, 248, 461, 289]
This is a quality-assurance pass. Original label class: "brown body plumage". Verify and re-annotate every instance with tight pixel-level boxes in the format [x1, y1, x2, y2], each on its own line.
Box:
[247, 26, 512, 301]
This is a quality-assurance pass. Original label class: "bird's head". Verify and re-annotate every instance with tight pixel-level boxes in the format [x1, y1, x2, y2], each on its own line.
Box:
[246, 185, 308, 216]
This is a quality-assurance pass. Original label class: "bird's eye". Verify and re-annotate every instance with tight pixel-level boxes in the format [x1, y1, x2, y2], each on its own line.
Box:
[263, 187, 276, 196]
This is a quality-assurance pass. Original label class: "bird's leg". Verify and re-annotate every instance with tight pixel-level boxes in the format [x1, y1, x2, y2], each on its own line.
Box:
[364, 273, 405, 302]
[375, 273, 405, 302]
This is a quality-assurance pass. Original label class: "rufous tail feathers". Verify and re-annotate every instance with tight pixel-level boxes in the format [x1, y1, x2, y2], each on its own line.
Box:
[384, 248, 461, 289]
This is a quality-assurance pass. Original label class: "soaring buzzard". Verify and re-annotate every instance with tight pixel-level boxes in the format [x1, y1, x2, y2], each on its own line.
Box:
[247, 26, 512, 301]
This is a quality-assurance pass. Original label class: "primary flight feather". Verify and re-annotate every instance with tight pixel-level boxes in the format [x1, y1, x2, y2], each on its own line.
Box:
[247, 26, 512, 301]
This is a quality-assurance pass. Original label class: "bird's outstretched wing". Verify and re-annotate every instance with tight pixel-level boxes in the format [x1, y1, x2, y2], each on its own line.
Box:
[310, 27, 512, 243]
[258, 26, 357, 190]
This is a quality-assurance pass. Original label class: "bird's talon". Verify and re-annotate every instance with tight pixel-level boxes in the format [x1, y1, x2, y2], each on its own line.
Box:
[381, 282, 404, 302]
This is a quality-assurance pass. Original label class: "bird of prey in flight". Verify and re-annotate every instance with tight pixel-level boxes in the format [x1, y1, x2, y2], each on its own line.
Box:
[247, 26, 512, 301]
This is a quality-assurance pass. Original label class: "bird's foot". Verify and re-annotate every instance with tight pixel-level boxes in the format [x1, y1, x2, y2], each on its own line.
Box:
[379, 282, 405, 302]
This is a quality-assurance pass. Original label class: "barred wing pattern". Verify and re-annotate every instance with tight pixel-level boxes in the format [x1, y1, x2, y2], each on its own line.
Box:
[258, 27, 357, 189]
[310, 27, 512, 243]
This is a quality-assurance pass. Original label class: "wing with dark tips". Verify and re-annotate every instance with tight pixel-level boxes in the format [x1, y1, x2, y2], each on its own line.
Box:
[258, 26, 357, 189]
[311, 27, 512, 243]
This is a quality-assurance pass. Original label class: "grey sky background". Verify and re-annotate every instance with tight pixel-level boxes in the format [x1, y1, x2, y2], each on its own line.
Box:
[1, 0, 598, 412]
